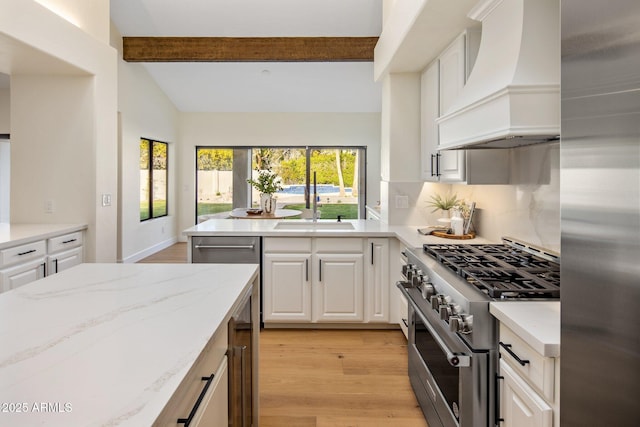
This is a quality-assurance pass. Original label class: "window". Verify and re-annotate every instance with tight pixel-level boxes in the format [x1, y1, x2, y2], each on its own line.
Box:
[196, 146, 366, 223]
[140, 138, 168, 221]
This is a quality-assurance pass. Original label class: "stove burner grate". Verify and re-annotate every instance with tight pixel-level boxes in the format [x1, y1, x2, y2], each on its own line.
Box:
[461, 268, 560, 298]
[423, 242, 560, 299]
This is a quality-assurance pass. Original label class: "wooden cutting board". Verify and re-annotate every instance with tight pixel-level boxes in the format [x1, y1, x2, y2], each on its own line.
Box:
[430, 230, 476, 240]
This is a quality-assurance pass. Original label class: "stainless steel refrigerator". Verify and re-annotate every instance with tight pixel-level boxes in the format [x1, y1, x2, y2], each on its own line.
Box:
[561, 1, 640, 426]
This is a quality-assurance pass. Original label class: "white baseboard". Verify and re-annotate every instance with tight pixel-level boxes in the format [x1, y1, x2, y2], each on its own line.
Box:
[121, 236, 178, 264]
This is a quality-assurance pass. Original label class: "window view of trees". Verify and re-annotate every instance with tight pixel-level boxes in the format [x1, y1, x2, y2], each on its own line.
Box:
[140, 138, 168, 221]
[196, 147, 365, 222]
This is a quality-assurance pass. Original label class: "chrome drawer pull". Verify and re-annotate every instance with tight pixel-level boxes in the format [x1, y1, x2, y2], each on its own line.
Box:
[195, 244, 254, 250]
[499, 342, 530, 366]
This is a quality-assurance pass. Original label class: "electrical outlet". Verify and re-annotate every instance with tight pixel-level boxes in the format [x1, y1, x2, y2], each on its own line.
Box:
[102, 194, 112, 207]
[395, 195, 409, 209]
[45, 200, 54, 214]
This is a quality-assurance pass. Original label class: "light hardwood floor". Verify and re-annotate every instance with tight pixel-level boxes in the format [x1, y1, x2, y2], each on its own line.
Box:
[260, 329, 428, 427]
[138, 244, 428, 427]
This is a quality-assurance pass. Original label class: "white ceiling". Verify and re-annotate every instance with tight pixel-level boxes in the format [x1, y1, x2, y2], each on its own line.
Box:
[110, 0, 383, 113]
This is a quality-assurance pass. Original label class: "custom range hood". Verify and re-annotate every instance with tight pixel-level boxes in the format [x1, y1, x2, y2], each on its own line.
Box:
[437, 0, 560, 149]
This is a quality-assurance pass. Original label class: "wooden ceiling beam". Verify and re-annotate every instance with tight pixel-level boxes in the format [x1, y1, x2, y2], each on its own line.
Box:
[122, 37, 378, 62]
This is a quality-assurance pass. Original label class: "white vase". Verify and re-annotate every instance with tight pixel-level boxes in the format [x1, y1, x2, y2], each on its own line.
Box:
[260, 193, 274, 214]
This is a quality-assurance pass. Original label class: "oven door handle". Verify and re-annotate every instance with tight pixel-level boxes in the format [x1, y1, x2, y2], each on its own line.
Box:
[407, 296, 471, 368]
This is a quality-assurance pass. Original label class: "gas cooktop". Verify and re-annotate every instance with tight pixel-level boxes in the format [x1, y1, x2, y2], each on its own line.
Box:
[423, 240, 560, 299]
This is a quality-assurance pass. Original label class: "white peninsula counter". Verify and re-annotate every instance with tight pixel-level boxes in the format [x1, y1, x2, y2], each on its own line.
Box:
[0, 263, 259, 426]
[183, 218, 495, 249]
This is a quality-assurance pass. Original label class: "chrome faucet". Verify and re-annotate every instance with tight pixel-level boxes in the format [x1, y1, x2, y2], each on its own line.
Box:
[312, 171, 319, 222]
[312, 194, 319, 222]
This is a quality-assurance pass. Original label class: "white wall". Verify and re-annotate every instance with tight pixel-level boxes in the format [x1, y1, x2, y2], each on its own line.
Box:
[34, 0, 110, 43]
[2, 0, 117, 262]
[177, 113, 381, 237]
[112, 25, 180, 263]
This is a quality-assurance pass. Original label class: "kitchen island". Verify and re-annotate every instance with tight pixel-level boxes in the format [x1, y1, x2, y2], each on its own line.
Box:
[0, 263, 259, 426]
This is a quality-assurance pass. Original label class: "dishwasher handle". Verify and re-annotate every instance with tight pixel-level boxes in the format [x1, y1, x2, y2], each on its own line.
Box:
[194, 244, 255, 250]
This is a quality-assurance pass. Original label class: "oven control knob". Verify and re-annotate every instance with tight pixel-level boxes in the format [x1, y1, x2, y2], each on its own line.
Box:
[411, 271, 424, 287]
[440, 303, 461, 321]
[420, 283, 435, 300]
[449, 314, 473, 334]
[431, 294, 450, 310]
[402, 263, 415, 278]
[430, 295, 440, 310]
[439, 305, 453, 321]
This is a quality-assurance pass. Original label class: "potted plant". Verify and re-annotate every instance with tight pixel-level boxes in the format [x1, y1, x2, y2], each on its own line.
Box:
[427, 192, 461, 218]
[247, 167, 282, 213]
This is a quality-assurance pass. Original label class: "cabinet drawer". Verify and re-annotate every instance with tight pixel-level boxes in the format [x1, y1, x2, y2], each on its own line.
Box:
[499, 324, 555, 401]
[48, 232, 83, 253]
[263, 237, 312, 253]
[155, 323, 228, 426]
[315, 238, 363, 253]
[0, 240, 47, 268]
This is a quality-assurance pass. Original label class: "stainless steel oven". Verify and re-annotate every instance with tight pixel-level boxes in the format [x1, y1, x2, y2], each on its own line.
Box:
[398, 238, 560, 427]
[403, 281, 492, 427]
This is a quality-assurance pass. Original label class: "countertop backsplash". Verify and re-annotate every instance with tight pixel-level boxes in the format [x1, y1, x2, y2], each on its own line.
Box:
[402, 143, 561, 252]
[451, 143, 560, 252]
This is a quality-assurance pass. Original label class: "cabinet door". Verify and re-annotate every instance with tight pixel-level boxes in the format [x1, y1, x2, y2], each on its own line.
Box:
[191, 356, 228, 427]
[438, 33, 467, 181]
[263, 253, 312, 322]
[500, 360, 553, 427]
[47, 247, 83, 275]
[421, 61, 440, 181]
[439, 33, 466, 115]
[366, 238, 390, 323]
[313, 253, 364, 322]
[0, 258, 46, 292]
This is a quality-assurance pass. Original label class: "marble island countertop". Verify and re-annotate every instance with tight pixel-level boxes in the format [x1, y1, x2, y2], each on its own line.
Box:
[0, 263, 258, 426]
[183, 218, 495, 248]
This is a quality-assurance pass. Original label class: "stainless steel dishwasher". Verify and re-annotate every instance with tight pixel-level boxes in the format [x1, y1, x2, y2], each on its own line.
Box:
[191, 236, 263, 328]
[191, 236, 261, 264]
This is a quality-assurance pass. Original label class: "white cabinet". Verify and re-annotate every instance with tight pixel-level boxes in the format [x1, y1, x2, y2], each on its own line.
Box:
[498, 323, 559, 427]
[47, 231, 84, 275]
[263, 237, 389, 325]
[0, 240, 46, 292]
[0, 229, 84, 293]
[365, 238, 390, 323]
[500, 359, 553, 427]
[314, 251, 364, 322]
[421, 31, 509, 184]
[263, 252, 312, 322]
[0, 258, 46, 292]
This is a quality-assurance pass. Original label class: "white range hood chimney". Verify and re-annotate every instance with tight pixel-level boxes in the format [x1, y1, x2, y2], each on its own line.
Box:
[437, 0, 560, 149]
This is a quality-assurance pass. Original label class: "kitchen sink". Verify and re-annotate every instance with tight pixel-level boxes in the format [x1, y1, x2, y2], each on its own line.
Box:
[273, 221, 355, 231]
